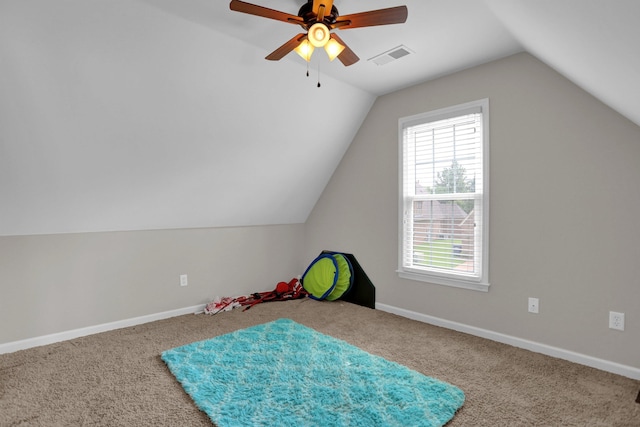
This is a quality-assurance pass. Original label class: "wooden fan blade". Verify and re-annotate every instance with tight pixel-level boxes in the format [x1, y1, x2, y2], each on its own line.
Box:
[334, 6, 408, 29]
[331, 33, 359, 66]
[230, 0, 304, 25]
[265, 33, 307, 61]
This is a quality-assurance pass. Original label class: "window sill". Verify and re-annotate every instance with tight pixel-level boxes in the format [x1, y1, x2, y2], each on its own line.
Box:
[397, 270, 489, 292]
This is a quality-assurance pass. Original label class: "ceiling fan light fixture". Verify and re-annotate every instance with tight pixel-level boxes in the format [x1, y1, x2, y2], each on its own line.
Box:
[324, 38, 344, 61]
[294, 39, 315, 62]
[308, 22, 330, 47]
[229, 1, 409, 67]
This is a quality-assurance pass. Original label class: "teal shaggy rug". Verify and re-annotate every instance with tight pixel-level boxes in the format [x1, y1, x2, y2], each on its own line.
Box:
[161, 318, 464, 427]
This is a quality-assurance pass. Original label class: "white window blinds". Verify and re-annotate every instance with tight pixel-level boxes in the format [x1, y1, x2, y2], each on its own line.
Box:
[399, 99, 489, 291]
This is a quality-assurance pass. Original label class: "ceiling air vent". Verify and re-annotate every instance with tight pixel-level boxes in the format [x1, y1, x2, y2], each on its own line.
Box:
[368, 45, 413, 66]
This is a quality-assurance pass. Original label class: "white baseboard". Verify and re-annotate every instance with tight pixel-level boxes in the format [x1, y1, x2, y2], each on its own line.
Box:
[376, 302, 640, 380]
[5, 302, 638, 381]
[0, 304, 207, 355]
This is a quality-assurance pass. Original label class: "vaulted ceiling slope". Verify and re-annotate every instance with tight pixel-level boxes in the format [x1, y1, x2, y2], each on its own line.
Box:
[484, 0, 640, 129]
[1, 0, 638, 236]
[0, 0, 375, 236]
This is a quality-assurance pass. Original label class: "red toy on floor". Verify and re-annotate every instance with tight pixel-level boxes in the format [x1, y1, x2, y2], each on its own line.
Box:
[204, 278, 307, 315]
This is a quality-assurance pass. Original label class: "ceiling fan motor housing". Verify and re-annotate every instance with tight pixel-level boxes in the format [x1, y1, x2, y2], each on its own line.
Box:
[298, 0, 338, 26]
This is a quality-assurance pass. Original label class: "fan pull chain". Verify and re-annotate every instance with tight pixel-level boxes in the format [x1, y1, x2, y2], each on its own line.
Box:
[317, 63, 321, 88]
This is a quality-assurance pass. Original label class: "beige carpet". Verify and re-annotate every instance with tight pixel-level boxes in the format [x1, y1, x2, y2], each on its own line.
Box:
[1, 299, 638, 426]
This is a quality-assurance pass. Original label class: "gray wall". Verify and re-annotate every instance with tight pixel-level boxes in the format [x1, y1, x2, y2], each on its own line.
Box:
[0, 224, 303, 344]
[3, 53, 639, 372]
[303, 53, 640, 369]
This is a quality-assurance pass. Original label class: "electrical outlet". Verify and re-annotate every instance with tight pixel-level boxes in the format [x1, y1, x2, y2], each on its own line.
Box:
[528, 297, 539, 314]
[180, 274, 188, 287]
[609, 311, 624, 331]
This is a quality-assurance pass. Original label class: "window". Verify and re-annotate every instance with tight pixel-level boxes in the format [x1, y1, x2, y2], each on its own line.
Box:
[398, 99, 489, 291]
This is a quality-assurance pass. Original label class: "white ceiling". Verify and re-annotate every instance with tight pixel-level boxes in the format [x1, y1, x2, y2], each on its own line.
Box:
[144, 0, 640, 126]
[1, 0, 638, 236]
[142, 0, 524, 95]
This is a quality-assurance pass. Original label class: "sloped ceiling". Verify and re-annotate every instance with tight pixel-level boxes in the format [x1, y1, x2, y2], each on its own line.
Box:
[484, 0, 640, 128]
[1, 0, 638, 236]
[0, 0, 375, 235]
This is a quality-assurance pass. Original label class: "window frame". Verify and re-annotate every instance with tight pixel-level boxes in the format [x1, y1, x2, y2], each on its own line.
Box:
[397, 99, 490, 292]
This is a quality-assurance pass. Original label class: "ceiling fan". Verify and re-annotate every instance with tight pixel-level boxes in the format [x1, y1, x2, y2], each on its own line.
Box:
[229, 0, 408, 66]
